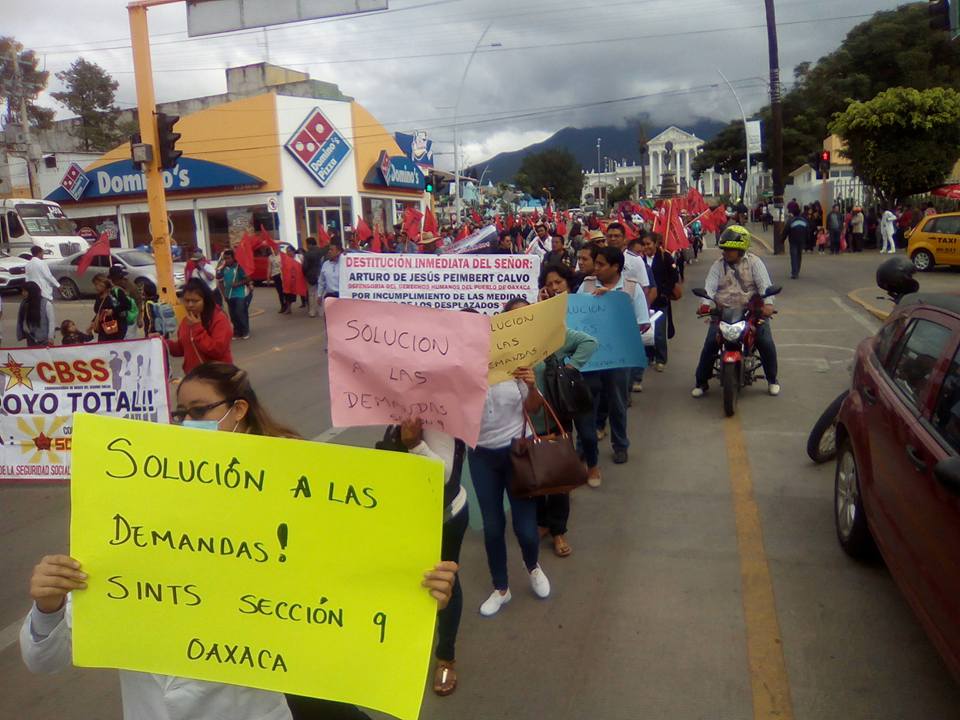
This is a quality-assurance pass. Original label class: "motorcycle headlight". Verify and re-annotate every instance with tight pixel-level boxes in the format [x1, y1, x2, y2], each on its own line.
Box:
[719, 320, 746, 342]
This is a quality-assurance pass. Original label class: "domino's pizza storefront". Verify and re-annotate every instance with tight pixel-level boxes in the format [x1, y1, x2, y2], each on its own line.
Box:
[45, 92, 428, 256]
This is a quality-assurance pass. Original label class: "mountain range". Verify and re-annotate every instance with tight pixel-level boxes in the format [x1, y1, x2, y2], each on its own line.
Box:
[466, 119, 727, 184]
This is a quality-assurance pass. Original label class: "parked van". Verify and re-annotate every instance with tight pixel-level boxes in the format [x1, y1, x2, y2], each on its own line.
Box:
[0, 199, 86, 259]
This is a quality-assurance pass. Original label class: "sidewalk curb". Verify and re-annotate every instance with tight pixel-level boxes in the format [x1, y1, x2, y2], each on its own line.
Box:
[847, 288, 890, 321]
[750, 232, 773, 254]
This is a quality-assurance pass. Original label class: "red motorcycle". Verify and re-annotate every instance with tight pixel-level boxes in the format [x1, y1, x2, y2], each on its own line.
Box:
[693, 286, 782, 417]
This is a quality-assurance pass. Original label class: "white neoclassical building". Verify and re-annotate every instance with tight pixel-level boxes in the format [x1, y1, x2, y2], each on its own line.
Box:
[582, 125, 738, 204]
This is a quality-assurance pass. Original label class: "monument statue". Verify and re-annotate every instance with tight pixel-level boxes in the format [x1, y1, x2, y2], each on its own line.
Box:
[658, 140, 679, 198]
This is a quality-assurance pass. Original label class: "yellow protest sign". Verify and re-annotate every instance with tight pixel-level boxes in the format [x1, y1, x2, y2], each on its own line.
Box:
[70, 414, 443, 720]
[488, 292, 568, 383]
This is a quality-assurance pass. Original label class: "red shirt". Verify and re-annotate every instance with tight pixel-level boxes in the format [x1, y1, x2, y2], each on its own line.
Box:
[166, 306, 234, 374]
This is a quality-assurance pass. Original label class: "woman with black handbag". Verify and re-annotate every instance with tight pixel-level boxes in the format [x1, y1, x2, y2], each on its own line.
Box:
[469, 304, 549, 618]
[520, 281, 599, 557]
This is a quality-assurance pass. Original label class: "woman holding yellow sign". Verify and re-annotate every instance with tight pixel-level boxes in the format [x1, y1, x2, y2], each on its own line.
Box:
[21, 362, 458, 720]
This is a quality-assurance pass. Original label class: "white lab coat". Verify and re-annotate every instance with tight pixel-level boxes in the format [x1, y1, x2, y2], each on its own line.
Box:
[881, 210, 897, 252]
[20, 597, 292, 720]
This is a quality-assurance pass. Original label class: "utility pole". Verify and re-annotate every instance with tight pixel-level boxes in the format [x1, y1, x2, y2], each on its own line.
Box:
[764, 0, 785, 254]
[10, 46, 40, 198]
[638, 125, 648, 197]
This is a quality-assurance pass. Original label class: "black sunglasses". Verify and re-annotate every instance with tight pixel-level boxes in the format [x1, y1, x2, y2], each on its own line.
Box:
[171, 399, 232, 423]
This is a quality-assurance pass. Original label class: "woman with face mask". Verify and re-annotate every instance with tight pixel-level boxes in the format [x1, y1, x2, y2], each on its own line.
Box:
[21, 362, 458, 720]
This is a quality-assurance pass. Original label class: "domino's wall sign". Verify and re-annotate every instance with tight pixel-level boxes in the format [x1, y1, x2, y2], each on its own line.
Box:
[285, 107, 352, 187]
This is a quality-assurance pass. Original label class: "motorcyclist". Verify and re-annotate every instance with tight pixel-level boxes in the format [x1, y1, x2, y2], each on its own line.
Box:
[692, 225, 780, 398]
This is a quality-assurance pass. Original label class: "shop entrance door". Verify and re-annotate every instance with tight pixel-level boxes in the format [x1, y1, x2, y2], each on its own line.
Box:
[306, 208, 343, 240]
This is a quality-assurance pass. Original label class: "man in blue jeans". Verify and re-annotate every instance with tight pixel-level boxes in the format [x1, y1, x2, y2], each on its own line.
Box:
[217, 249, 252, 339]
[577, 246, 650, 464]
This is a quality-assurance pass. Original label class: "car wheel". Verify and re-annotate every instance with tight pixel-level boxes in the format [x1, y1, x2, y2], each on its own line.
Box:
[807, 390, 849, 464]
[911, 249, 935, 272]
[834, 438, 875, 559]
[58, 278, 80, 301]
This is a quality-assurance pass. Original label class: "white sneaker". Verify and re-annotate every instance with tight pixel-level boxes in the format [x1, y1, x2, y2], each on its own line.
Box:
[768, 383, 781, 396]
[479, 589, 511, 617]
[691, 386, 705, 398]
[529, 565, 551, 599]
[655, 362, 665, 372]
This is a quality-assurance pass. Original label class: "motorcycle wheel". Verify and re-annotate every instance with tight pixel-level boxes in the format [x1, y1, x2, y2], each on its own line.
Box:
[806, 390, 849, 464]
[722, 363, 739, 417]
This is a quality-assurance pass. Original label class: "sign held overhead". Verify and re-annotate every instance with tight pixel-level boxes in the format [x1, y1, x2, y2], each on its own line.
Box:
[186, 0, 389, 37]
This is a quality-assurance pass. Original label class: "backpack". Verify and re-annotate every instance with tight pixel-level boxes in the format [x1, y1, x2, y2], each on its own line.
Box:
[542, 356, 593, 424]
[113, 287, 138, 326]
[146, 300, 177, 336]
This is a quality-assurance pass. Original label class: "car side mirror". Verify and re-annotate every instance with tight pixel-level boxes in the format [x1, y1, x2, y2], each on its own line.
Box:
[692, 287, 710, 300]
[934, 457, 960, 495]
[764, 285, 783, 298]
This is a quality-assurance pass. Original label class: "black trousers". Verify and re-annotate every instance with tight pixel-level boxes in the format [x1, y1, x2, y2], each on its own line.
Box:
[273, 274, 287, 309]
[789, 239, 803, 278]
[436, 507, 468, 661]
[286, 697, 371, 720]
[536, 493, 570, 536]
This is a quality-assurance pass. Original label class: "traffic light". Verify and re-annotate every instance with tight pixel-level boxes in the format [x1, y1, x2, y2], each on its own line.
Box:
[819, 150, 831, 179]
[425, 178, 434, 193]
[929, 0, 960, 37]
[156, 112, 182, 170]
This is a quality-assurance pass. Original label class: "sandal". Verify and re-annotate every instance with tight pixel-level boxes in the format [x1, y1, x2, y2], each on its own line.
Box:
[553, 535, 572, 558]
[433, 660, 457, 696]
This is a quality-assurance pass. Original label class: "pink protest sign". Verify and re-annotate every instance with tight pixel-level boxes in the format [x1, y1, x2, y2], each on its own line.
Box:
[325, 298, 491, 446]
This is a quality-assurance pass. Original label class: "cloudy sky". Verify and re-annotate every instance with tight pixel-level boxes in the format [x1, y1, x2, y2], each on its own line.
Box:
[10, 0, 905, 167]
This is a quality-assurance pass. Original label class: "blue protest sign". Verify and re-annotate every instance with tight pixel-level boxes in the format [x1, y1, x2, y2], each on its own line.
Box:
[567, 292, 647, 371]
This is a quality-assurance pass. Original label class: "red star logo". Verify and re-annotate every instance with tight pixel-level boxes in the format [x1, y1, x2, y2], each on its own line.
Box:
[33, 432, 52, 451]
[0, 354, 34, 390]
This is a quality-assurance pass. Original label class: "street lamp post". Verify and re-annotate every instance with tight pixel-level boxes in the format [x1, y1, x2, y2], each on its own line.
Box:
[717, 69, 751, 208]
[453, 22, 500, 224]
[596, 137, 602, 201]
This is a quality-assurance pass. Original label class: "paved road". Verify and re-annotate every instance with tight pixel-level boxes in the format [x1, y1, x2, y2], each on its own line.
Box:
[2, 241, 960, 719]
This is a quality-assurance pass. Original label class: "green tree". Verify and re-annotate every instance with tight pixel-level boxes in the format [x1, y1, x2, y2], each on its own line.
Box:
[51, 58, 121, 150]
[692, 121, 750, 200]
[608, 181, 636, 204]
[514, 149, 583, 206]
[829, 87, 960, 204]
[709, 3, 960, 173]
[0, 37, 53, 129]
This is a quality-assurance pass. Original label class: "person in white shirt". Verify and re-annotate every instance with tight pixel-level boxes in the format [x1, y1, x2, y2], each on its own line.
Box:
[880, 208, 898, 254]
[604, 223, 652, 303]
[21, 361, 458, 720]
[187, 249, 221, 306]
[525, 222, 551, 258]
[468, 304, 551, 618]
[577, 246, 650, 464]
[25, 245, 60, 343]
[318, 241, 343, 300]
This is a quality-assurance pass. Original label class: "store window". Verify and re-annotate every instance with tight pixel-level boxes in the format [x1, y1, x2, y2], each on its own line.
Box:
[361, 198, 391, 234]
[129, 210, 197, 257]
[205, 205, 272, 258]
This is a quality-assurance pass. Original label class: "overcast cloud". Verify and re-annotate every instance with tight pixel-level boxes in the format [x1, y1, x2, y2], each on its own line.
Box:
[9, 0, 904, 166]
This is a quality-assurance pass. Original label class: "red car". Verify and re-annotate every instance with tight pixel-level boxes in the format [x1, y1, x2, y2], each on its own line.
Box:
[835, 291, 960, 678]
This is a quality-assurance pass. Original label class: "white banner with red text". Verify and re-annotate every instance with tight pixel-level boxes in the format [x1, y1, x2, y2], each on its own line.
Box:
[0, 339, 170, 484]
[339, 253, 540, 315]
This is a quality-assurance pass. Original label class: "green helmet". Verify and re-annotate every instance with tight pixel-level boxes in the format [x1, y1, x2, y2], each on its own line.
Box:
[718, 224, 751, 251]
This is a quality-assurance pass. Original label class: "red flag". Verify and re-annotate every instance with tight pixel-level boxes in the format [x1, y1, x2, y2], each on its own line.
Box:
[495, 216, 504, 233]
[456, 224, 470, 241]
[402, 206, 423, 239]
[77, 233, 111, 275]
[546, 204, 554, 221]
[660, 201, 689, 252]
[638, 206, 657, 224]
[557, 219, 568, 237]
[372, 225, 384, 253]
[506, 214, 515, 230]
[355, 216, 373, 245]
[258, 228, 279, 252]
[470, 209, 482, 225]
[686, 188, 709, 215]
[280, 252, 307, 297]
[532, 209, 540, 223]
[423, 207, 439, 235]
[624, 221, 640, 241]
[317, 225, 331, 248]
[235, 233, 256, 275]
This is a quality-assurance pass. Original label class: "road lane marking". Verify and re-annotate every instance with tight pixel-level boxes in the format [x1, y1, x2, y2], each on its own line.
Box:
[0, 617, 21, 655]
[831, 296, 881, 335]
[725, 416, 795, 720]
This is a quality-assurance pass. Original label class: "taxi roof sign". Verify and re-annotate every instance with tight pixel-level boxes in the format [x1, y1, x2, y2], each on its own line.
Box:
[186, 0, 388, 37]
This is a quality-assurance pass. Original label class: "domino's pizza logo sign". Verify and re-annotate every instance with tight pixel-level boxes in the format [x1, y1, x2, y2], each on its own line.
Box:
[60, 162, 90, 201]
[285, 108, 352, 187]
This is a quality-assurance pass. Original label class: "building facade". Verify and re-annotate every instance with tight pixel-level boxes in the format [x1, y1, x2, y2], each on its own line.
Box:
[39, 64, 427, 254]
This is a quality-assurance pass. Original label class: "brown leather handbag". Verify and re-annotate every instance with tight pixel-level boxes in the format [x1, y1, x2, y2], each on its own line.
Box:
[509, 396, 588, 499]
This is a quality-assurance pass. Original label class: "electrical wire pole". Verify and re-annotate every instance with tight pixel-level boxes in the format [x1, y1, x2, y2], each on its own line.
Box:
[10, 46, 40, 198]
[765, 0, 786, 254]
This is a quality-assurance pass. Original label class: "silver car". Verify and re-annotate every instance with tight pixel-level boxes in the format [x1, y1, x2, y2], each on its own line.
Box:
[49, 249, 186, 301]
